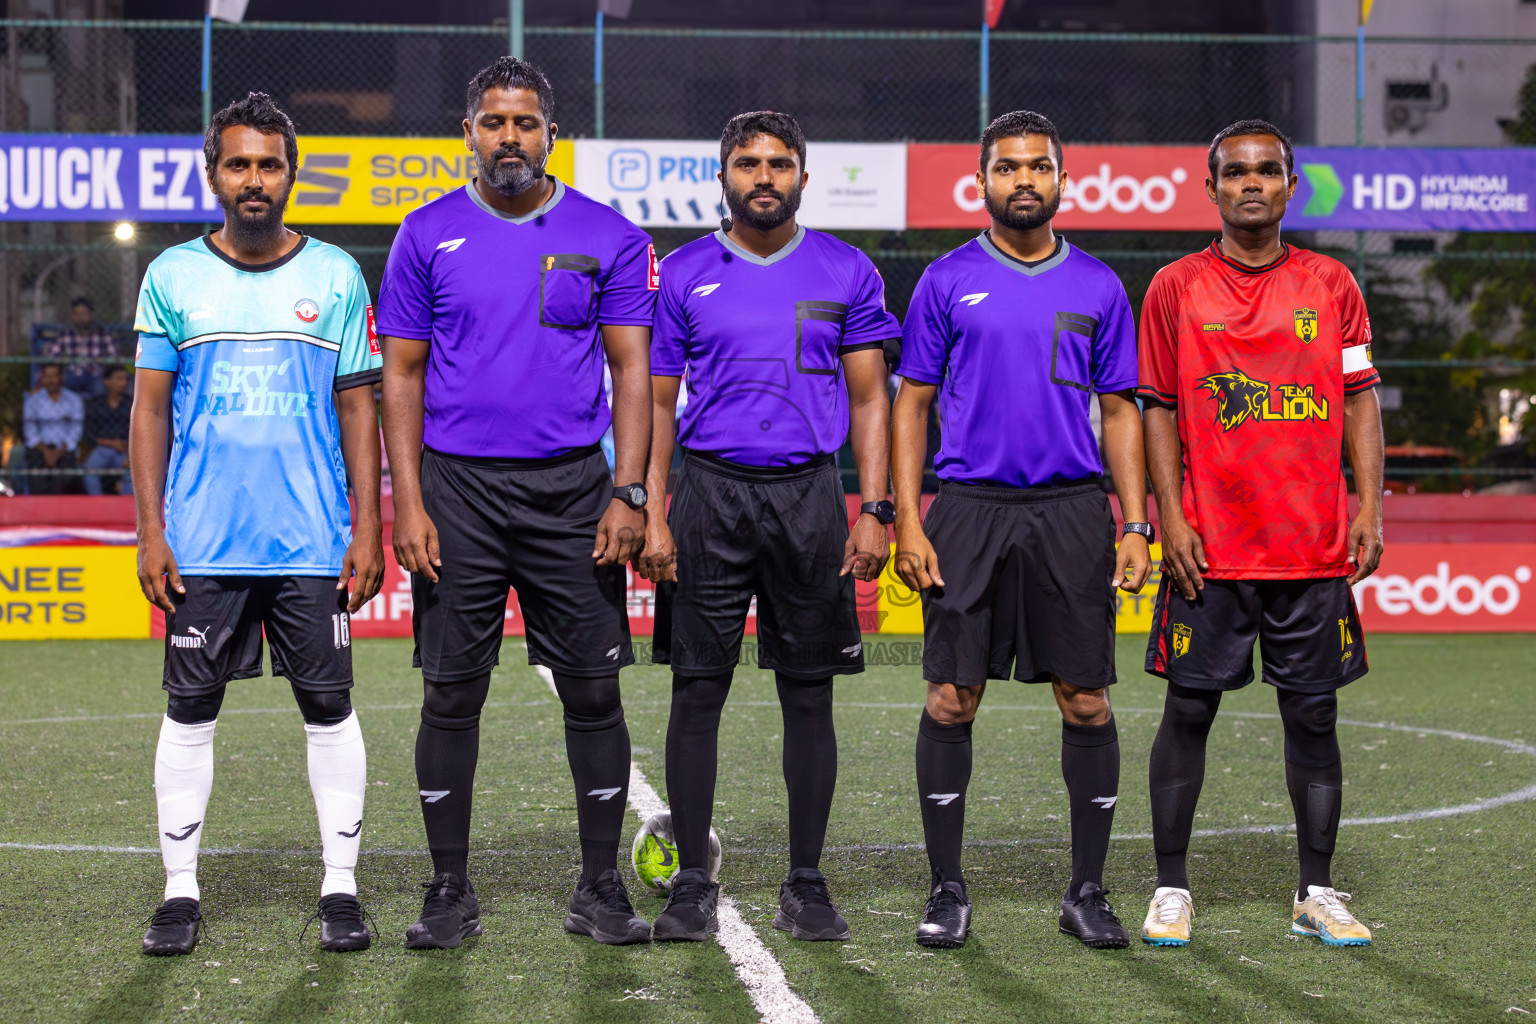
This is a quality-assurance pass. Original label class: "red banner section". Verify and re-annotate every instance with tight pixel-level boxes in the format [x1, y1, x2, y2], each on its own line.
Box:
[907, 143, 1216, 231]
[1352, 543, 1536, 632]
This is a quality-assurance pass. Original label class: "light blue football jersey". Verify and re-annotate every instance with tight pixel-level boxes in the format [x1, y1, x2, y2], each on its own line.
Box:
[134, 234, 381, 576]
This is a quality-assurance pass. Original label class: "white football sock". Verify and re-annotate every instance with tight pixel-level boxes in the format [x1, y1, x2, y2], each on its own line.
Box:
[305, 711, 367, 897]
[155, 715, 217, 902]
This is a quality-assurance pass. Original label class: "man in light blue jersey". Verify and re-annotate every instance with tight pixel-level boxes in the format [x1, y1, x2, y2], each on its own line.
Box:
[130, 93, 384, 957]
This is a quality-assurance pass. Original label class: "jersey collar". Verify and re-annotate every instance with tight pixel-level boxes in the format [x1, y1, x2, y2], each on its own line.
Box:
[712, 224, 806, 266]
[977, 231, 1070, 277]
[464, 175, 565, 224]
[201, 232, 307, 273]
[1209, 238, 1291, 274]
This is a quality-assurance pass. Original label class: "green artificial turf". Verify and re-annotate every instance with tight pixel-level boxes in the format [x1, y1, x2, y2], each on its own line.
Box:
[1, 634, 1533, 1023]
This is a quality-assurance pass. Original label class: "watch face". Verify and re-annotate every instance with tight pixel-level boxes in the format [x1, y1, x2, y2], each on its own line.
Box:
[628, 485, 647, 507]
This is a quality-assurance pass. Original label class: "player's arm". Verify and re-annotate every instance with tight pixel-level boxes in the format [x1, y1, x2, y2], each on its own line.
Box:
[842, 347, 893, 582]
[380, 335, 439, 582]
[129, 367, 182, 612]
[891, 378, 944, 591]
[1343, 387, 1385, 585]
[1099, 389, 1150, 593]
[597, 323, 651, 566]
[1144, 400, 1204, 599]
[336, 383, 385, 612]
[638, 373, 680, 582]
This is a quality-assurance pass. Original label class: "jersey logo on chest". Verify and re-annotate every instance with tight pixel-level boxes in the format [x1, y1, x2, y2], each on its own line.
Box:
[1294, 308, 1319, 343]
[1196, 366, 1328, 432]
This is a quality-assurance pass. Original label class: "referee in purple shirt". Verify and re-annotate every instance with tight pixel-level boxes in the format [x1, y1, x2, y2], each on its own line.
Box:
[636, 112, 899, 943]
[378, 58, 657, 948]
[892, 111, 1153, 950]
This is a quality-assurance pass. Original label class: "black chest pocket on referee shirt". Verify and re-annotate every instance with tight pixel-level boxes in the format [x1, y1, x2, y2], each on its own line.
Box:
[795, 300, 848, 376]
[539, 253, 601, 329]
[1050, 311, 1099, 392]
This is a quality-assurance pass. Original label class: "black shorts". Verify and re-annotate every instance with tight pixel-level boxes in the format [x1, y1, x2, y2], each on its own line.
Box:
[412, 445, 633, 683]
[1144, 576, 1368, 694]
[163, 575, 351, 696]
[921, 479, 1117, 688]
[652, 451, 862, 680]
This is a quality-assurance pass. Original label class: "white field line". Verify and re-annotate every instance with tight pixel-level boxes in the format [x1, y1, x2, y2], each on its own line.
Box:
[534, 666, 820, 1024]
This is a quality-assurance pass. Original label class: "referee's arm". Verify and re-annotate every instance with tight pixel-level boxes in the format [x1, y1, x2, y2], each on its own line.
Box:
[595, 323, 652, 566]
[379, 335, 439, 582]
[637, 373, 681, 582]
[890, 377, 944, 591]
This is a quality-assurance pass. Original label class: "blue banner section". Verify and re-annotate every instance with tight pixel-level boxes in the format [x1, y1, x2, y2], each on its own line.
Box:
[1290, 147, 1536, 232]
[0, 134, 217, 222]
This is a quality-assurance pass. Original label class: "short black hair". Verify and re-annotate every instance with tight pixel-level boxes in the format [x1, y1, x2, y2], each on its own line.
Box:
[466, 57, 555, 126]
[203, 91, 298, 181]
[70, 296, 93, 311]
[1208, 119, 1294, 179]
[36, 361, 62, 375]
[980, 110, 1063, 174]
[103, 363, 128, 379]
[719, 111, 807, 172]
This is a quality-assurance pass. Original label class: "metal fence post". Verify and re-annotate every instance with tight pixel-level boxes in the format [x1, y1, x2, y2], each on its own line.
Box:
[594, 9, 605, 139]
[1354, 9, 1366, 283]
[200, 13, 211, 129]
[509, 0, 523, 58]
[979, 20, 990, 137]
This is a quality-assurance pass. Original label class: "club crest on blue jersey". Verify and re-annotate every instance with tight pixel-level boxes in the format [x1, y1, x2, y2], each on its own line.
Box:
[295, 297, 320, 323]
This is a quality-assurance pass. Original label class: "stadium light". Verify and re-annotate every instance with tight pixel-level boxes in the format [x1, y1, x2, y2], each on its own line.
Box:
[113, 221, 136, 242]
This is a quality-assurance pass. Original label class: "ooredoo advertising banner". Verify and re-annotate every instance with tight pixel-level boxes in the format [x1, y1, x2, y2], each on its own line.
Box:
[1350, 544, 1536, 633]
[0, 133, 573, 224]
[574, 139, 907, 230]
[907, 143, 1212, 231]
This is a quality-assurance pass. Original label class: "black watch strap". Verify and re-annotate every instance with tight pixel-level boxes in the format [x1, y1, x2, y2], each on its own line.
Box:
[861, 500, 896, 525]
[1122, 521, 1155, 543]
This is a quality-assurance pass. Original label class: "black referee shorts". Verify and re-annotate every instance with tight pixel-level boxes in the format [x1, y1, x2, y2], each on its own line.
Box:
[1144, 575, 1368, 694]
[652, 451, 863, 680]
[163, 575, 352, 695]
[411, 445, 633, 682]
[921, 479, 1117, 689]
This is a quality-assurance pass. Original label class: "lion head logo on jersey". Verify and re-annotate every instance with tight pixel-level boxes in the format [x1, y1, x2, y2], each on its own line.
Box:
[1196, 368, 1271, 432]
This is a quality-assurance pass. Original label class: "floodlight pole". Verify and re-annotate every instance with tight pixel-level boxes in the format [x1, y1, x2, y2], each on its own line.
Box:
[509, 0, 523, 58]
[200, 12, 212, 129]
[594, 9, 605, 138]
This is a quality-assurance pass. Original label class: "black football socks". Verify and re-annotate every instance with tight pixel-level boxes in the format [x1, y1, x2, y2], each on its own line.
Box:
[1146, 683, 1221, 890]
[665, 672, 732, 870]
[552, 673, 631, 884]
[916, 709, 972, 884]
[776, 674, 838, 872]
[1062, 717, 1120, 900]
[1277, 689, 1344, 900]
[416, 674, 490, 883]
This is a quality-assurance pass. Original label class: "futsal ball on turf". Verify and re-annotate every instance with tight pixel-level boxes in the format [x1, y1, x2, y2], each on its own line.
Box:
[631, 810, 722, 894]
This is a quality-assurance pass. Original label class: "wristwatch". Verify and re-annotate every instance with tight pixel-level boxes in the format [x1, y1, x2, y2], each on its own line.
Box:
[861, 500, 896, 525]
[614, 483, 648, 510]
[1122, 521, 1155, 543]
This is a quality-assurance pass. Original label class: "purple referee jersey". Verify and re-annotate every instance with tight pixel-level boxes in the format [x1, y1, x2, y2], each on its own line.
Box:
[651, 226, 899, 467]
[376, 177, 657, 459]
[898, 235, 1137, 487]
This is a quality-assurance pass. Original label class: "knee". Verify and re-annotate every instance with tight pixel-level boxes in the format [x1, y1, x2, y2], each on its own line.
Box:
[925, 682, 980, 725]
[1279, 690, 1338, 739]
[775, 674, 833, 720]
[554, 673, 624, 731]
[293, 686, 353, 726]
[166, 688, 225, 725]
[1054, 679, 1111, 726]
[1165, 683, 1221, 732]
[422, 674, 490, 730]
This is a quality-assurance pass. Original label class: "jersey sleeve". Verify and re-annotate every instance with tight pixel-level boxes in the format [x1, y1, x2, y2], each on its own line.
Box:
[597, 225, 659, 327]
[1332, 266, 1381, 395]
[335, 262, 383, 391]
[132, 262, 179, 372]
[375, 215, 434, 341]
[1135, 266, 1182, 405]
[896, 268, 949, 386]
[649, 253, 689, 376]
[839, 254, 901, 354]
[1092, 274, 1138, 393]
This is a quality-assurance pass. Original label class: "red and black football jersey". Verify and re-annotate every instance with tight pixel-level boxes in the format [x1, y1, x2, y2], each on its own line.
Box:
[1137, 241, 1380, 580]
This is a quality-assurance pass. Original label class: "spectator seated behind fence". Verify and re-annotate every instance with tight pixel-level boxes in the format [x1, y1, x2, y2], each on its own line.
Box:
[4, 362, 84, 495]
[42, 297, 121, 397]
[82, 364, 133, 496]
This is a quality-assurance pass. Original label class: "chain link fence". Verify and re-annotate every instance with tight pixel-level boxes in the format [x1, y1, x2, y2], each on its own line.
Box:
[1, 20, 1533, 491]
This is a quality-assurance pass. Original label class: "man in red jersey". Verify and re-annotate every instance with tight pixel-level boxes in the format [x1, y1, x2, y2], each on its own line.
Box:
[1135, 120, 1384, 950]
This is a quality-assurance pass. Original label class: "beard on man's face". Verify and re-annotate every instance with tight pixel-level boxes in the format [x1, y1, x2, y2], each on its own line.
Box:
[478, 139, 547, 197]
[724, 181, 803, 232]
[984, 182, 1061, 231]
[219, 184, 290, 248]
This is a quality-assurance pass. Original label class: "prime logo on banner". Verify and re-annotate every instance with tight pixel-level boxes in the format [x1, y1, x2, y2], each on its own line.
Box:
[0, 134, 573, 224]
[574, 139, 907, 230]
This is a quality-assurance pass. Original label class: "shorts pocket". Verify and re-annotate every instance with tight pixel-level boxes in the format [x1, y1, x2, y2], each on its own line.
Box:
[539, 253, 601, 329]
